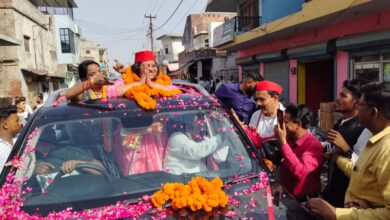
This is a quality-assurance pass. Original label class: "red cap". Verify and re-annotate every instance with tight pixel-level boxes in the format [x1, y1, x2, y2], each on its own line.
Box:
[134, 50, 155, 63]
[256, 80, 283, 95]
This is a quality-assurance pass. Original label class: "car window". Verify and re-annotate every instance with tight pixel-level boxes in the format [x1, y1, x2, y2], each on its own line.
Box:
[15, 109, 258, 213]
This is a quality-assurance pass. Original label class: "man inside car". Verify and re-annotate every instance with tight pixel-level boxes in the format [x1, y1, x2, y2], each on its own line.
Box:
[164, 115, 229, 175]
[34, 126, 105, 176]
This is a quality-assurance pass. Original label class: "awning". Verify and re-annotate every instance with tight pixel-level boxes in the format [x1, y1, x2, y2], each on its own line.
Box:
[336, 30, 390, 51]
[236, 56, 256, 65]
[22, 68, 48, 76]
[167, 63, 179, 72]
[29, 0, 77, 7]
[21, 68, 66, 78]
[255, 51, 286, 62]
[287, 42, 331, 60]
[48, 72, 67, 78]
[205, 0, 237, 12]
[169, 61, 196, 77]
[0, 34, 21, 46]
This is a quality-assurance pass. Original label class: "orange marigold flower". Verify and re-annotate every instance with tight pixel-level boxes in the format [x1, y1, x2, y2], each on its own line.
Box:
[151, 176, 228, 212]
[211, 177, 223, 189]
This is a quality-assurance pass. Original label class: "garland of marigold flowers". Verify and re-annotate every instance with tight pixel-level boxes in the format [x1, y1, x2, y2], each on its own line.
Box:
[122, 66, 182, 110]
[151, 177, 229, 212]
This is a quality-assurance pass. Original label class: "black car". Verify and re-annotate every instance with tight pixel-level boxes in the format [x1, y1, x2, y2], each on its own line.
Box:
[0, 82, 317, 219]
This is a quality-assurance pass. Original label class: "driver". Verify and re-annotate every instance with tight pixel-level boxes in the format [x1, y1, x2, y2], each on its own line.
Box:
[34, 126, 105, 176]
[164, 115, 229, 175]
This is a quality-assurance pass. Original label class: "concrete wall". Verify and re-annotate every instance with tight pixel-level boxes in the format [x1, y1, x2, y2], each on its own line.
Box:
[171, 41, 184, 61]
[80, 38, 100, 63]
[193, 34, 209, 50]
[161, 41, 174, 62]
[0, 0, 57, 99]
[182, 12, 236, 50]
[158, 37, 184, 63]
[208, 22, 223, 48]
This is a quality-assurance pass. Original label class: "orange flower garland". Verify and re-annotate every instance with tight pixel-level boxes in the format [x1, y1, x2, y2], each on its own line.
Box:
[151, 177, 229, 212]
[122, 66, 182, 110]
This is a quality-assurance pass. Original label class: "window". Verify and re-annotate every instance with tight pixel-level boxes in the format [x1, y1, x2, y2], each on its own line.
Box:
[38, 6, 74, 19]
[24, 36, 30, 52]
[205, 39, 209, 48]
[165, 48, 169, 55]
[353, 53, 390, 82]
[86, 50, 91, 54]
[59, 28, 75, 54]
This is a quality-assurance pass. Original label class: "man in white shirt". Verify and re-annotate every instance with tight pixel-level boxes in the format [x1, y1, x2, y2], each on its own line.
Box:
[164, 117, 229, 175]
[248, 80, 284, 142]
[34, 93, 45, 110]
[0, 100, 22, 173]
[351, 128, 372, 163]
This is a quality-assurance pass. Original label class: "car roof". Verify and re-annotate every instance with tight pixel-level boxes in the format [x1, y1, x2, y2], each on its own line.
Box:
[36, 82, 220, 119]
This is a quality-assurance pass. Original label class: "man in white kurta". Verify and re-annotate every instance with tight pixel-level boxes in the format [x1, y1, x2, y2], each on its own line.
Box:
[164, 132, 228, 175]
[248, 80, 284, 143]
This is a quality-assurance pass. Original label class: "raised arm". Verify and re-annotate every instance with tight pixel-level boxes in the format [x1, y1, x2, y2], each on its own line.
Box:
[65, 74, 112, 101]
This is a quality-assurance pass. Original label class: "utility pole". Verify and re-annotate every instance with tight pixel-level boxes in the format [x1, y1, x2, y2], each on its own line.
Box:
[145, 14, 156, 51]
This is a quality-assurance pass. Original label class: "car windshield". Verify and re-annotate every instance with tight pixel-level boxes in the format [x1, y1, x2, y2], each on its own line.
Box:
[15, 107, 259, 213]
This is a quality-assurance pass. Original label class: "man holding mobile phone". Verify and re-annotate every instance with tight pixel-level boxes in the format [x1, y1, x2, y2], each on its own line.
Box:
[273, 105, 324, 201]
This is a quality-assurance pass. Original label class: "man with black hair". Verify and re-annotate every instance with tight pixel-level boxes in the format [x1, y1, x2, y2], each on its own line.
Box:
[325, 79, 368, 207]
[308, 81, 390, 220]
[215, 72, 262, 124]
[247, 80, 284, 144]
[274, 104, 323, 200]
[15, 96, 31, 125]
[0, 98, 22, 172]
[34, 92, 44, 110]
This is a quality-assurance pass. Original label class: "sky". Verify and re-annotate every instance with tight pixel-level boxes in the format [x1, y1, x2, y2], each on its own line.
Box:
[74, 0, 209, 68]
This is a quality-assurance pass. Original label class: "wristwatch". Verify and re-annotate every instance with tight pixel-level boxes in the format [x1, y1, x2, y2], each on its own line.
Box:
[344, 149, 353, 159]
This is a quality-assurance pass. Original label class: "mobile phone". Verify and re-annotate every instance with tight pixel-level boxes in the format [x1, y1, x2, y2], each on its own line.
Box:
[277, 109, 284, 129]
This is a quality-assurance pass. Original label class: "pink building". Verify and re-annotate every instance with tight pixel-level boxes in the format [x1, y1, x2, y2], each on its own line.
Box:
[212, 0, 390, 114]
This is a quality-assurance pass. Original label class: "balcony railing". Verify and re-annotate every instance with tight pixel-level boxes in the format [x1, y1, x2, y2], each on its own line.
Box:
[234, 16, 262, 34]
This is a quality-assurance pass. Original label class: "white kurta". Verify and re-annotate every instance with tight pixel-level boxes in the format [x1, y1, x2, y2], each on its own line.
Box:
[249, 103, 285, 138]
[164, 132, 228, 175]
[0, 138, 13, 173]
[249, 110, 278, 138]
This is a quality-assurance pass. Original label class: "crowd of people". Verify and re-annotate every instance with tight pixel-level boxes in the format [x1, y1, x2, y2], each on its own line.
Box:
[0, 48, 389, 219]
[214, 74, 390, 219]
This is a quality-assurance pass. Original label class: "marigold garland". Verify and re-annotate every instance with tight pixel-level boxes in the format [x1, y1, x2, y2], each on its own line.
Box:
[122, 66, 182, 110]
[151, 177, 229, 212]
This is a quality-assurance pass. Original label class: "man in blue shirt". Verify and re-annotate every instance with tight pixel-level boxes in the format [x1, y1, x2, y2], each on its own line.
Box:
[215, 72, 262, 124]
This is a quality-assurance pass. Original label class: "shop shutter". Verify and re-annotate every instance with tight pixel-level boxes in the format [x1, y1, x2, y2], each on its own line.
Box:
[264, 61, 289, 104]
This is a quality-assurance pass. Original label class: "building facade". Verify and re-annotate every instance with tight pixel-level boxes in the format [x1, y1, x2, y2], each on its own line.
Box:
[212, 0, 390, 114]
[0, 0, 69, 104]
[80, 38, 109, 68]
[175, 12, 237, 84]
[156, 35, 184, 74]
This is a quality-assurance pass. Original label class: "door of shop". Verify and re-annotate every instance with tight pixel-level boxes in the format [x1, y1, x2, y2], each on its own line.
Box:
[304, 59, 334, 117]
[264, 61, 289, 105]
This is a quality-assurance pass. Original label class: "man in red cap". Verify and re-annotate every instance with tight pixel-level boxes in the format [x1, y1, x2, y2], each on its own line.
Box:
[248, 80, 284, 142]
